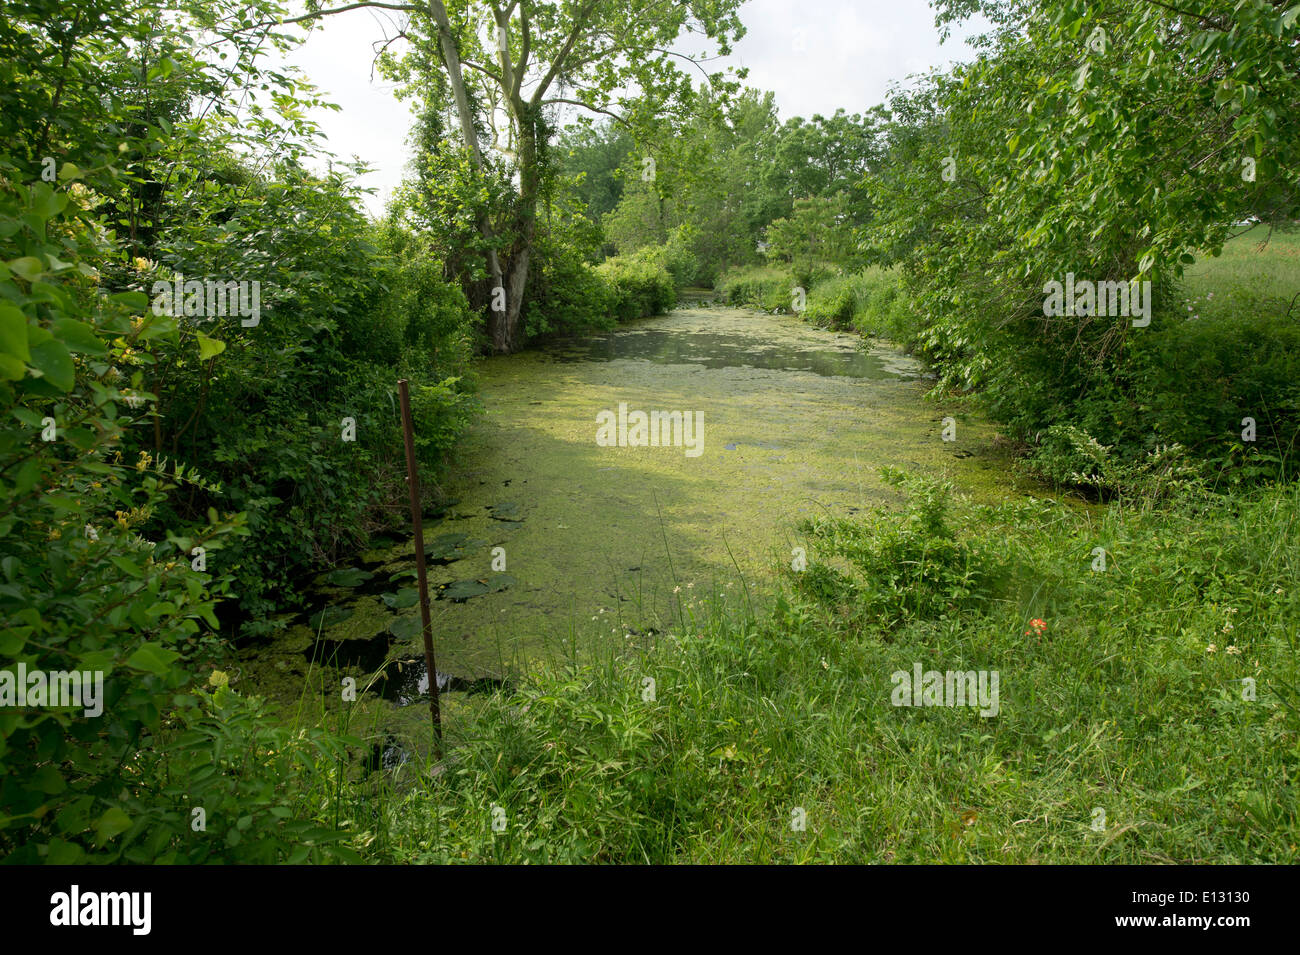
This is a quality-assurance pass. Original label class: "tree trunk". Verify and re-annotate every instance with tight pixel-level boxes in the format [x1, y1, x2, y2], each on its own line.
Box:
[427, 0, 509, 351]
[500, 107, 539, 353]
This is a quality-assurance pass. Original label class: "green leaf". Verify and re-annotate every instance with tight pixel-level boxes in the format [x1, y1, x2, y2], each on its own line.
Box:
[325, 568, 372, 587]
[196, 331, 226, 360]
[111, 555, 145, 578]
[125, 643, 180, 677]
[381, 587, 419, 609]
[388, 616, 423, 639]
[7, 257, 44, 282]
[31, 765, 65, 795]
[441, 578, 490, 601]
[0, 304, 30, 361]
[28, 339, 75, 391]
[52, 318, 108, 356]
[108, 291, 150, 310]
[95, 808, 132, 844]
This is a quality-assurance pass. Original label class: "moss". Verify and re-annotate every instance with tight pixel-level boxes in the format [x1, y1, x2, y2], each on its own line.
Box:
[242, 305, 1041, 734]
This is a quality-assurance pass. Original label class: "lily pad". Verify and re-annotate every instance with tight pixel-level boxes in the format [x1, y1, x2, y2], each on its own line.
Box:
[483, 572, 516, 593]
[325, 567, 373, 588]
[424, 532, 470, 562]
[388, 616, 424, 640]
[440, 572, 515, 602]
[440, 579, 490, 602]
[381, 587, 419, 610]
[488, 502, 524, 522]
[308, 605, 354, 631]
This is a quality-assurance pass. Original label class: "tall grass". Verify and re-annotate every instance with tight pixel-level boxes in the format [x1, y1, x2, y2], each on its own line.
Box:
[716, 264, 917, 343]
[357, 477, 1298, 863]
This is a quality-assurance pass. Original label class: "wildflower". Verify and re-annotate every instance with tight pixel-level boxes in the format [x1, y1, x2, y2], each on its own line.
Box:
[1226, 646, 1241, 656]
[1222, 622, 1234, 633]
[1206, 643, 1218, 654]
[673, 585, 681, 593]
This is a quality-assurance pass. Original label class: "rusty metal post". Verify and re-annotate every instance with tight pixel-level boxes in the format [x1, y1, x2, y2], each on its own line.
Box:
[397, 379, 442, 758]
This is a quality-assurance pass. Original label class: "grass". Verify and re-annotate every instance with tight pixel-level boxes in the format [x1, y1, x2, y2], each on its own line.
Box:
[286, 231, 1300, 864]
[344, 476, 1299, 863]
[717, 262, 916, 343]
[1183, 223, 1300, 305]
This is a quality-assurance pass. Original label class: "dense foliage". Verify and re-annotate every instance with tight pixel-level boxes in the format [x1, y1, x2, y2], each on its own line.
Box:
[0, 0, 475, 861]
[862, 0, 1300, 488]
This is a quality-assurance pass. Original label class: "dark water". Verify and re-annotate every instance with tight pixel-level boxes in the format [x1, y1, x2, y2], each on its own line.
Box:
[541, 325, 906, 379]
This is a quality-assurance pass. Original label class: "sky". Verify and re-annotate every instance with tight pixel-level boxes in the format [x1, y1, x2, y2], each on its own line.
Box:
[277, 0, 985, 215]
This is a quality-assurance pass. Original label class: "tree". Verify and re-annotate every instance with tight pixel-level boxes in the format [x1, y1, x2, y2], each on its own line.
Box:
[296, 0, 746, 351]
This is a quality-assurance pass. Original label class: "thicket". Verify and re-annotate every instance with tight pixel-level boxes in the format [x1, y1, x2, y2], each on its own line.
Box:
[0, 0, 475, 861]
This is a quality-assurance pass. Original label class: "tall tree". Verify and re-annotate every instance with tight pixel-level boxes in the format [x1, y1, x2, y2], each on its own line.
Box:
[294, 0, 746, 351]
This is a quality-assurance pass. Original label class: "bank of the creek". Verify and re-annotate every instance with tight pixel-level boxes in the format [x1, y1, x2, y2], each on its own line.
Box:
[238, 300, 1035, 754]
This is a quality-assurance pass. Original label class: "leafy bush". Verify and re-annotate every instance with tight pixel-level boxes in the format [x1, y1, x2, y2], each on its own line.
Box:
[596, 250, 676, 321]
[0, 0, 459, 863]
[0, 156, 354, 864]
[862, 2, 1300, 489]
[523, 230, 619, 336]
[794, 469, 1001, 625]
[634, 226, 701, 287]
[1128, 307, 1300, 485]
[123, 167, 479, 628]
[715, 265, 792, 311]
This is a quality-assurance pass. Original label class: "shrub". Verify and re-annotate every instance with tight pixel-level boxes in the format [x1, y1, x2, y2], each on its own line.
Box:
[596, 251, 676, 321]
[715, 265, 791, 311]
[793, 468, 1001, 625]
[523, 230, 618, 336]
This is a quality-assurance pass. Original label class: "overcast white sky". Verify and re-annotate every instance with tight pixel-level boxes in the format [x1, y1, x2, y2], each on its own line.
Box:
[278, 0, 983, 214]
